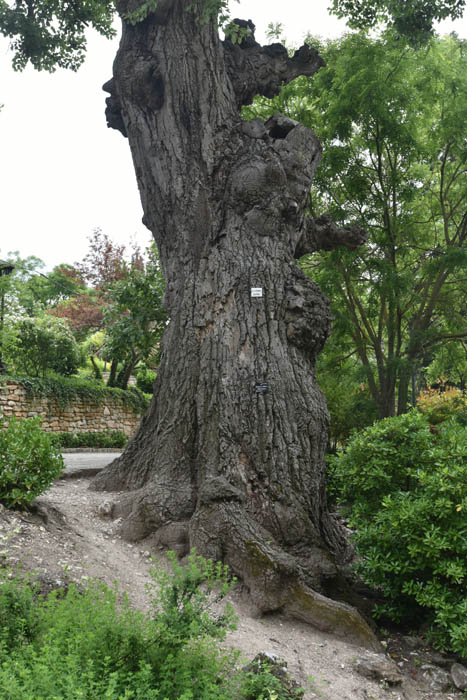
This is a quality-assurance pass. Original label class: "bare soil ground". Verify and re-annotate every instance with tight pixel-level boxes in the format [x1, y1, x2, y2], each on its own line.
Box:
[0, 476, 463, 700]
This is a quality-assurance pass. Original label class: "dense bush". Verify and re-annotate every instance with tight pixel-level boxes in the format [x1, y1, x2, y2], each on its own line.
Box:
[0, 552, 296, 699]
[135, 367, 157, 394]
[0, 417, 64, 508]
[331, 411, 467, 655]
[53, 430, 128, 449]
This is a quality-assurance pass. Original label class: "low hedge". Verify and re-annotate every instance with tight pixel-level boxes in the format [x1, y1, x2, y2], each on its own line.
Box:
[52, 431, 128, 449]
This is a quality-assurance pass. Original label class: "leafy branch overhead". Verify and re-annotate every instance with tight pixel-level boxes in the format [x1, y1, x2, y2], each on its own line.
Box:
[0, 0, 115, 70]
[2, 0, 466, 72]
[330, 0, 466, 44]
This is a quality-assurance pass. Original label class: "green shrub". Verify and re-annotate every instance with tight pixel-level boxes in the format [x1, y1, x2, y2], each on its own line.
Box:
[0, 416, 64, 509]
[135, 367, 157, 394]
[332, 412, 467, 654]
[0, 552, 289, 700]
[52, 430, 128, 449]
[330, 410, 433, 518]
[0, 576, 38, 652]
[417, 384, 467, 425]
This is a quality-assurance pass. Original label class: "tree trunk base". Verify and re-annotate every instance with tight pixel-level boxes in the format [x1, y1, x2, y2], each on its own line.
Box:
[90, 468, 380, 651]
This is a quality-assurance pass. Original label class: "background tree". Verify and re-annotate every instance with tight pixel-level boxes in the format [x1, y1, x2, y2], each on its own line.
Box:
[6, 315, 80, 377]
[249, 33, 467, 418]
[102, 246, 166, 389]
[311, 34, 466, 417]
[0, 252, 83, 316]
[330, 0, 466, 44]
[49, 291, 104, 340]
[49, 230, 164, 387]
[425, 341, 467, 389]
[0, 0, 115, 70]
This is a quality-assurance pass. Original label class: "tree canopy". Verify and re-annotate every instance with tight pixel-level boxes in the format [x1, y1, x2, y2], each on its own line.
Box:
[0, 0, 115, 70]
[330, 0, 466, 44]
[1, 0, 466, 73]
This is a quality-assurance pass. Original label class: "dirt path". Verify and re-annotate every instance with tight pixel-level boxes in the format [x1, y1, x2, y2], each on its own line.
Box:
[0, 477, 463, 700]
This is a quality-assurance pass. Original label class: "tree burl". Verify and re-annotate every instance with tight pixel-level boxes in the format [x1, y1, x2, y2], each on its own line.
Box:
[91, 0, 376, 649]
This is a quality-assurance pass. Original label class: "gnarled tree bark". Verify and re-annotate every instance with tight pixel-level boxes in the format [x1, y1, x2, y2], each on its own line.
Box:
[91, 0, 375, 649]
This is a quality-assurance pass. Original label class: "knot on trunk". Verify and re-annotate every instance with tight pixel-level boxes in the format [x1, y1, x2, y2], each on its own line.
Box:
[284, 269, 331, 355]
[223, 21, 324, 108]
[229, 119, 322, 240]
[103, 78, 128, 137]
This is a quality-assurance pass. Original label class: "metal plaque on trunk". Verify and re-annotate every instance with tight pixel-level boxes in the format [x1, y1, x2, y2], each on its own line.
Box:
[251, 288, 263, 297]
[254, 382, 269, 394]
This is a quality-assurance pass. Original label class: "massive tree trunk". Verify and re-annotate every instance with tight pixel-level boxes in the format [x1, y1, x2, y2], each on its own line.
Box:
[92, 0, 377, 648]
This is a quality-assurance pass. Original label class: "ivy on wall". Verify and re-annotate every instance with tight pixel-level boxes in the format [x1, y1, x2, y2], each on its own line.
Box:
[0, 375, 150, 413]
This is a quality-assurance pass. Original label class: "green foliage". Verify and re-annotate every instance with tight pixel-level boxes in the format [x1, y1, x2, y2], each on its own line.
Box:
[136, 367, 157, 394]
[0, 0, 115, 71]
[52, 430, 128, 449]
[417, 384, 467, 425]
[6, 315, 80, 378]
[248, 34, 467, 418]
[425, 343, 467, 390]
[331, 411, 434, 516]
[0, 416, 64, 508]
[3, 374, 150, 413]
[0, 552, 287, 699]
[329, 0, 466, 45]
[123, 0, 160, 26]
[102, 246, 167, 389]
[0, 576, 38, 652]
[3, 256, 84, 317]
[79, 331, 106, 380]
[147, 551, 237, 649]
[317, 340, 379, 451]
[332, 412, 467, 654]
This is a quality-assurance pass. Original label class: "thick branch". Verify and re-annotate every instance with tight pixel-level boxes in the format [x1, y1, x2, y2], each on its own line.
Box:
[295, 214, 367, 258]
[223, 19, 324, 109]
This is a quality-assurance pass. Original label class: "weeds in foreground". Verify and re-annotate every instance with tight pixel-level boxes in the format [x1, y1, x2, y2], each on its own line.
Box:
[0, 550, 297, 699]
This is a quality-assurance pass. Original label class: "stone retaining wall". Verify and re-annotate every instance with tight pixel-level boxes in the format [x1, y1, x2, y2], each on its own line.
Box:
[0, 381, 143, 437]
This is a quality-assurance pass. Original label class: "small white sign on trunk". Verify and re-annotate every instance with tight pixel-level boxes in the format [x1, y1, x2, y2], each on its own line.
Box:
[251, 287, 263, 298]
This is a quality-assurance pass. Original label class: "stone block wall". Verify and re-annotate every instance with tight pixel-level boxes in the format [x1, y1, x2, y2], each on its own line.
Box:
[0, 381, 143, 437]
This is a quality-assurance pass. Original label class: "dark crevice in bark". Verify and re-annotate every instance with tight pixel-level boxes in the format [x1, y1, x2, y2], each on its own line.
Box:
[91, 2, 377, 650]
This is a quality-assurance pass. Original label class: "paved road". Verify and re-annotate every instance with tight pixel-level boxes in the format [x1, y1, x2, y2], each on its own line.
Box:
[61, 452, 121, 479]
